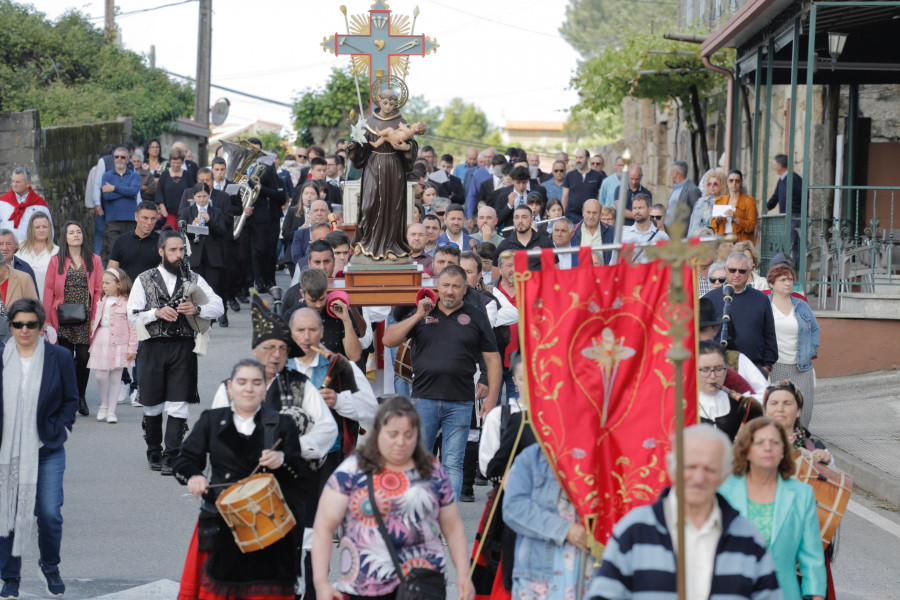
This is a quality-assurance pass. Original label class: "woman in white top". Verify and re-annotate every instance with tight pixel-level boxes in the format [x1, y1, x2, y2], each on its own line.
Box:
[16, 212, 58, 297]
[697, 341, 761, 441]
[767, 262, 820, 428]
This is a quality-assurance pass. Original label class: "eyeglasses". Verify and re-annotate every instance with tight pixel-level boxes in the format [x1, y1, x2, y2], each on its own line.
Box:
[709, 277, 726, 284]
[552, 169, 565, 173]
[708, 181, 721, 187]
[297, 154, 308, 158]
[435, 211, 445, 217]
[651, 215, 663, 221]
[590, 162, 603, 166]
[438, 241, 459, 249]
[114, 155, 128, 160]
[727, 267, 748, 274]
[698, 366, 727, 376]
[10, 321, 40, 330]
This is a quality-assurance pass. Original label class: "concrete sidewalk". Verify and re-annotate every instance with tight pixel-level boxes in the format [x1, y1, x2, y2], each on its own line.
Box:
[811, 369, 900, 506]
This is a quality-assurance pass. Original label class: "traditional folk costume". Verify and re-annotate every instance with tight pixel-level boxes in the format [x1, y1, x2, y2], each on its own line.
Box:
[127, 261, 224, 473]
[174, 406, 310, 600]
[0, 187, 52, 242]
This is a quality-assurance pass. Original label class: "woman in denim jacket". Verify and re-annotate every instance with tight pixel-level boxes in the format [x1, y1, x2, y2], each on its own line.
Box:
[766, 262, 820, 428]
[503, 444, 594, 599]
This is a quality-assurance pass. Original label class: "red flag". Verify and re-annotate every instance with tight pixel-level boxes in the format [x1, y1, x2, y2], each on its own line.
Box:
[515, 247, 698, 554]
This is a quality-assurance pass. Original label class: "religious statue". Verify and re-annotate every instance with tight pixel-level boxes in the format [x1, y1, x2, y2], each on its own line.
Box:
[346, 88, 424, 261]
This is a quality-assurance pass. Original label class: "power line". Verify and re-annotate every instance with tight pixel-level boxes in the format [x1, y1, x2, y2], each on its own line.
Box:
[425, 0, 558, 38]
[88, 0, 197, 21]
[165, 70, 294, 108]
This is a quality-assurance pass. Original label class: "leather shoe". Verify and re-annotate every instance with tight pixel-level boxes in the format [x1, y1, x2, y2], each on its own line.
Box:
[229, 299, 240, 312]
[148, 455, 162, 471]
[160, 463, 174, 476]
[237, 293, 250, 303]
[218, 315, 229, 328]
[78, 398, 89, 417]
[256, 283, 270, 294]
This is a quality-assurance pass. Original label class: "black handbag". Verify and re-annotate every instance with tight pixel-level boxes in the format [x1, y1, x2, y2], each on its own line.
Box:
[57, 302, 89, 325]
[367, 476, 446, 600]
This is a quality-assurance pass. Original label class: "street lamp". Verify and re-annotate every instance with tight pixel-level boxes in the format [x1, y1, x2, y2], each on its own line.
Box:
[828, 32, 849, 70]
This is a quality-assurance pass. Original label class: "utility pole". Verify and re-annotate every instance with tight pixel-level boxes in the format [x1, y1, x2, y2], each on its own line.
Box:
[104, 0, 114, 38]
[194, 0, 212, 166]
[149, 45, 156, 69]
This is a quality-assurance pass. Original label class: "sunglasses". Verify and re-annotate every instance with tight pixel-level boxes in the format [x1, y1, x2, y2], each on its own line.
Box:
[590, 162, 603, 166]
[114, 155, 128, 160]
[709, 277, 726, 284]
[727, 267, 748, 274]
[10, 321, 40, 330]
[435, 211, 445, 217]
[708, 181, 721, 187]
[297, 154, 308, 158]
[552, 169, 565, 173]
[651, 215, 663, 221]
[439, 241, 459, 249]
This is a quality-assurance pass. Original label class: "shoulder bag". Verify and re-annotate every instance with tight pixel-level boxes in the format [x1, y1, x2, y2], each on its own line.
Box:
[367, 474, 446, 600]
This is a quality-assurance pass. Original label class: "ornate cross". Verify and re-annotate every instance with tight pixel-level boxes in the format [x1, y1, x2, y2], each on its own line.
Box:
[321, 1, 439, 113]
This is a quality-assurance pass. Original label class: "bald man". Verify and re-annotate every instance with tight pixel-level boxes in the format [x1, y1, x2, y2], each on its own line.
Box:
[572, 199, 615, 265]
[472, 206, 504, 246]
[406, 223, 434, 273]
[612, 165, 653, 226]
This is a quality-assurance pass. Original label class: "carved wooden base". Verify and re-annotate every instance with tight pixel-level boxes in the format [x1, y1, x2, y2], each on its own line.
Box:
[335, 266, 435, 306]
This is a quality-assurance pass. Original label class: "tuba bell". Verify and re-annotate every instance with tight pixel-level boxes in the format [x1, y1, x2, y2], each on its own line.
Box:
[219, 139, 275, 239]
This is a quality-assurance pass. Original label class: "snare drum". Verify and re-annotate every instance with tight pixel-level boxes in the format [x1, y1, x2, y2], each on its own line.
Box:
[394, 339, 413, 384]
[215, 473, 296, 553]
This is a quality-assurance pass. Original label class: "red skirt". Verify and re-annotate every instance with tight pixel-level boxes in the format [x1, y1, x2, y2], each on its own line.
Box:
[164, 213, 179, 229]
[178, 524, 210, 600]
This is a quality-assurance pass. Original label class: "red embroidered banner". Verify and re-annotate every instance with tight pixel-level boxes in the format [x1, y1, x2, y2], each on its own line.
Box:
[514, 247, 698, 554]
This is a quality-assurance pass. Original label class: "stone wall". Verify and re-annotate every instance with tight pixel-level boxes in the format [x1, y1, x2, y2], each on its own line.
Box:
[0, 110, 131, 245]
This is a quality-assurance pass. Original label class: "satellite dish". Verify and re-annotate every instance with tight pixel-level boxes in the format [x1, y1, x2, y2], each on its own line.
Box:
[210, 98, 230, 127]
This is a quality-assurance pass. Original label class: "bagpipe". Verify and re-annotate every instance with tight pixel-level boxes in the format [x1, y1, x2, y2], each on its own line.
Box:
[710, 382, 764, 440]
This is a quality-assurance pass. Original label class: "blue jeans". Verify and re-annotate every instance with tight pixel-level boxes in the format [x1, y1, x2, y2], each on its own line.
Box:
[387, 314, 410, 397]
[412, 398, 473, 500]
[93, 212, 105, 256]
[502, 367, 518, 403]
[0, 446, 66, 578]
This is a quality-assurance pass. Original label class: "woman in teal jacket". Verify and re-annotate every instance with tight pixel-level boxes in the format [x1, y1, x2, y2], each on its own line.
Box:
[719, 417, 826, 600]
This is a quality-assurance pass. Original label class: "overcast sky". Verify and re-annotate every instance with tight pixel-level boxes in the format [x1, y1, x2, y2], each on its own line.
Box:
[37, 0, 583, 134]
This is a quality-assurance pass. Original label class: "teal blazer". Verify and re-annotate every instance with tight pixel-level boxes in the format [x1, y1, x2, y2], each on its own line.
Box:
[719, 474, 826, 600]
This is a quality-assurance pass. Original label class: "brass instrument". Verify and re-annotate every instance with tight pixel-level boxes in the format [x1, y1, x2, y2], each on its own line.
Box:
[219, 140, 275, 239]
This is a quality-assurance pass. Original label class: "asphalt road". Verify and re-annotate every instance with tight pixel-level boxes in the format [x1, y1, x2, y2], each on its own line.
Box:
[8, 270, 900, 598]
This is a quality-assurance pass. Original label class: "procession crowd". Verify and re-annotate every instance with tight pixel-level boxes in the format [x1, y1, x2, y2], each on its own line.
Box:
[0, 133, 832, 600]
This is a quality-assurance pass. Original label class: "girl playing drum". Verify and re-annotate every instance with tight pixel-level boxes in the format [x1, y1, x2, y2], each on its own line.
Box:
[173, 359, 312, 600]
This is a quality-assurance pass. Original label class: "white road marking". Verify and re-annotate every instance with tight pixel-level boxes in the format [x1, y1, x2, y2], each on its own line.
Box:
[847, 500, 900, 539]
[91, 579, 181, 599]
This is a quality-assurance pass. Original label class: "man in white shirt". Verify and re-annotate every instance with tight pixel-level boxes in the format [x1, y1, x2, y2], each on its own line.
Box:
[288, 307, 377, 486]
[551, 218, 577, 270]
[127, 230, 224, 475]
[0, 167, 52, 242]
[621, 194, 670, 264]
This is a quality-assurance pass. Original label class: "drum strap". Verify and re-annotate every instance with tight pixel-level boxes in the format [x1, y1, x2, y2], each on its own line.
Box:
[261, 407, 279, 451]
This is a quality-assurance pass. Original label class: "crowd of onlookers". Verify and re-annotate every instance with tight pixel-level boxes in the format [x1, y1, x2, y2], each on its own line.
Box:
[0, 136, 827, 600]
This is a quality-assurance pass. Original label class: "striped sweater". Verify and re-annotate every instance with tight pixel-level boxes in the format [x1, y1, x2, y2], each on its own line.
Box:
[588, 488, 782, 600]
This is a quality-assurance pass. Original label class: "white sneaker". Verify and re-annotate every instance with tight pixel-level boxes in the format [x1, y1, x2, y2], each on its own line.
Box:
[117, 383, 129, 404]
[97, 407, 108, 421]
[130, 388, 142, 407]
[107, 414, 118, 424]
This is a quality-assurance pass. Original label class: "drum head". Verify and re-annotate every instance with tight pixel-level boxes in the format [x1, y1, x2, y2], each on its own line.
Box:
[220, 474, 271, 502]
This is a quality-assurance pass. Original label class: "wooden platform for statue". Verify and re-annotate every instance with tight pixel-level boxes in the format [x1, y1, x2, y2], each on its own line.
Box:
[333, 264, 434, 306]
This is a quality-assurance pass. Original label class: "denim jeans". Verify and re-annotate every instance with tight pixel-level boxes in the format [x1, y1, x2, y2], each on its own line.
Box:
[93, 212, 105, 256]
[502, 366, 518, 403]
[386, 313, 410, 397]
[412, 398, 473, 499]
[0, 446, 66, 578]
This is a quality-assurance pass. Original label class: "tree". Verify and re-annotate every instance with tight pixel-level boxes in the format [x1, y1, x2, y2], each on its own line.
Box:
[0, 3, 193, 142]
[402, 95, 442, 129]
[255, 129, 289, 160]
[570, 29, 733, 176]
[560, 0, 678, 56]
[292, 67, 369, 148]
[565, 105, 623, 147]
[432, 98, 502, 158]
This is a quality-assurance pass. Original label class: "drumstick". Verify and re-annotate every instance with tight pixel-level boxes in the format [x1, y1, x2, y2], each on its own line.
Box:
[208, 439, 283, 489]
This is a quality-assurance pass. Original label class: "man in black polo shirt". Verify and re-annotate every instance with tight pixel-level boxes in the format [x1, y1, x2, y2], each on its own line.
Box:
[612, 165, 653, 226]
[108, 201, 161, 404]
[493, 206, 554, 271]
[561, 148, 603, 222]
[384, 265, 501, 499]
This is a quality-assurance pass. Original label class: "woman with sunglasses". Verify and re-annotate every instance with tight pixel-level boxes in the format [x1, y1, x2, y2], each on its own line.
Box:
[649, 203, 667, 234]
[707, 261, 728, 291]
[690, 170, 726, 235]
[766, 262, 819, 428]
[712, 169, 757, 242]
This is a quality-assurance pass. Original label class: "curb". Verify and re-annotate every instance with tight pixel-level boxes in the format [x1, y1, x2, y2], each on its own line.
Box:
[820, 439, 900, 507]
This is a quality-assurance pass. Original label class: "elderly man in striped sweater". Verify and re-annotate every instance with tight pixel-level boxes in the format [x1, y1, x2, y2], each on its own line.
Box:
[588, 424, 782, 600]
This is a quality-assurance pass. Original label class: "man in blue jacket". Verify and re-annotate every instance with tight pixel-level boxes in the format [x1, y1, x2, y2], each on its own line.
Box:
[100, 146, 141, 261]
[0, 298, 80, 599]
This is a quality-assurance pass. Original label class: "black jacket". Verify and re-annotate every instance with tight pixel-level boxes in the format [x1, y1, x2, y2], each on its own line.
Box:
[493, 229, 554, 271]
[173, 406, 311, 520]
[179, 204, 229, 269]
